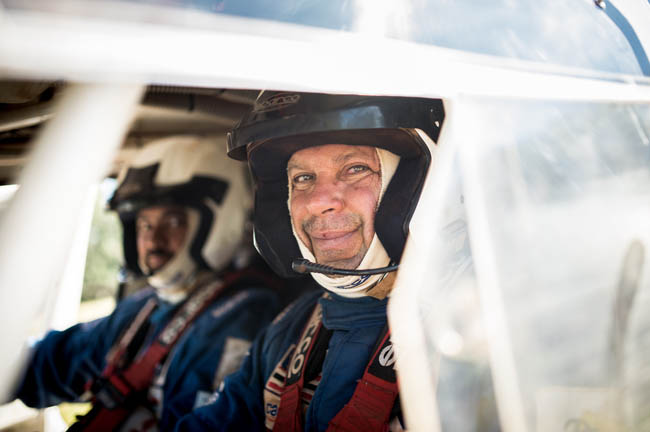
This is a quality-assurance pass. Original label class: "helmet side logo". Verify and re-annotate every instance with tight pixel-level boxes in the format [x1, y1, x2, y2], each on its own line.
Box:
[254, 93, 301, 113]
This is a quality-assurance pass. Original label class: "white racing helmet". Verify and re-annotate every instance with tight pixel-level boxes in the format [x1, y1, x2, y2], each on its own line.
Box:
[109, 135, 250, 290]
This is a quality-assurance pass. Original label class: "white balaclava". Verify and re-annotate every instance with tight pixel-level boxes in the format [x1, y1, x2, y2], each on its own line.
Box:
[289, 147, 400, 298]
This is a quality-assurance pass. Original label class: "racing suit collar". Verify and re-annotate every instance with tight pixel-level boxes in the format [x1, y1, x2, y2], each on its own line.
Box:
[318, 293, 388, 331]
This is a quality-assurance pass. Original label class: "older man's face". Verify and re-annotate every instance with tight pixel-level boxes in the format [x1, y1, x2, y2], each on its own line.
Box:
[287, 144, 381, 270]
[136, 205, 188, 272]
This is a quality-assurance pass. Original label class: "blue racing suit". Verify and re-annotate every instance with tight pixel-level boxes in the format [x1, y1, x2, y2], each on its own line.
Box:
[176, 289, 392, 432]
[15, 272, 281, 430]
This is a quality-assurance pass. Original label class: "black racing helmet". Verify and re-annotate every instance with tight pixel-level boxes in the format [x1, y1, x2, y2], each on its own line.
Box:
[228, 91, 445, 278]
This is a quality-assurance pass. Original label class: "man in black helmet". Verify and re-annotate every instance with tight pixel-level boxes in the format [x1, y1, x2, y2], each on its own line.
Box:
[175, 92, 444, 431]
[14, 136, 282, 431]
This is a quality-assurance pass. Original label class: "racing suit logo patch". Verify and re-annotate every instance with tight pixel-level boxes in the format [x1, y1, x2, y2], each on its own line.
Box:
[263, 345, 294, 430]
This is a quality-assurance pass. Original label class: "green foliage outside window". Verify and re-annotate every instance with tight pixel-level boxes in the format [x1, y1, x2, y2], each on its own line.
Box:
[82, 180, 123, 301]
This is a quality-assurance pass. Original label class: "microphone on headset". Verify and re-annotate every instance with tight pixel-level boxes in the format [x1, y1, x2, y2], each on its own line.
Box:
[291, 258, 399, 276]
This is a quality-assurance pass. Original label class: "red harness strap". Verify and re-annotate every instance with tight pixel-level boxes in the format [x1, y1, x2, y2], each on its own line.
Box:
[272, 306, 398, 432]
[272, 303, 327, 431]
[104, 297, 159, 377]
[327, 326, 398, 432]
[69, 272, 240, 432]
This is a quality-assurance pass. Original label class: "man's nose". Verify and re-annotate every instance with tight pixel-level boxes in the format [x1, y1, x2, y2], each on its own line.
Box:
[305, 179, 344, 215]
[143, 224, 168, 247]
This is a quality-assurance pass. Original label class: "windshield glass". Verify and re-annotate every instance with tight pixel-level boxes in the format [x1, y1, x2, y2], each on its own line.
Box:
[3, 0, 648, 77]
[396, 99, 650, 431]
[464, 99, 649, 431]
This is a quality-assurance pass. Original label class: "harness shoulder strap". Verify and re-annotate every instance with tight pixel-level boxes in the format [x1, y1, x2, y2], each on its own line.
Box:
[69, 272, 243, 432]
[327, 325, 399, 432]
[271, 301, 398, 432]
[102, 297, 158, 378]
[272, 301, 332, 431]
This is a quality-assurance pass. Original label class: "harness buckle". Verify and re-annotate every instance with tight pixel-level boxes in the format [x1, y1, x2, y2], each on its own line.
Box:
[91, 375, 132, 410]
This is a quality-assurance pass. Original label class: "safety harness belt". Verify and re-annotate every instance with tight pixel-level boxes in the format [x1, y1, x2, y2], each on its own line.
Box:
[68, 272, 238, 432]
[328, 326, 398, 431]
[272, 303, 398, 432]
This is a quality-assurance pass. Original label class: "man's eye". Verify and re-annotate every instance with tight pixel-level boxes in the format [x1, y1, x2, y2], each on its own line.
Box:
[136, 221, 152, 232]
[293, 174, 313, 184]
[347, 165, 368, 174]
[165, 215, 186, 229]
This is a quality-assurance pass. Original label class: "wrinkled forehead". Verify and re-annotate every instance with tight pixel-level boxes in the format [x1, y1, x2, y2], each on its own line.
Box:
[287, 144, 379, 171]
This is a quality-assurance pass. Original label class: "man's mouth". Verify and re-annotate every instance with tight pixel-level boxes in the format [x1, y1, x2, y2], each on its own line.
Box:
[308, 230, 358, 251]
[310, 230, 355, 240]
[301, 215, 363, 256]
[146, 250, 173, 269]
[302, 214, 361, 237]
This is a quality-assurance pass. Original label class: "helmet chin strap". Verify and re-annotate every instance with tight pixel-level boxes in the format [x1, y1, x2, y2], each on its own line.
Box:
[288, 148, 401, 298]
[145, 210, 200, 303]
